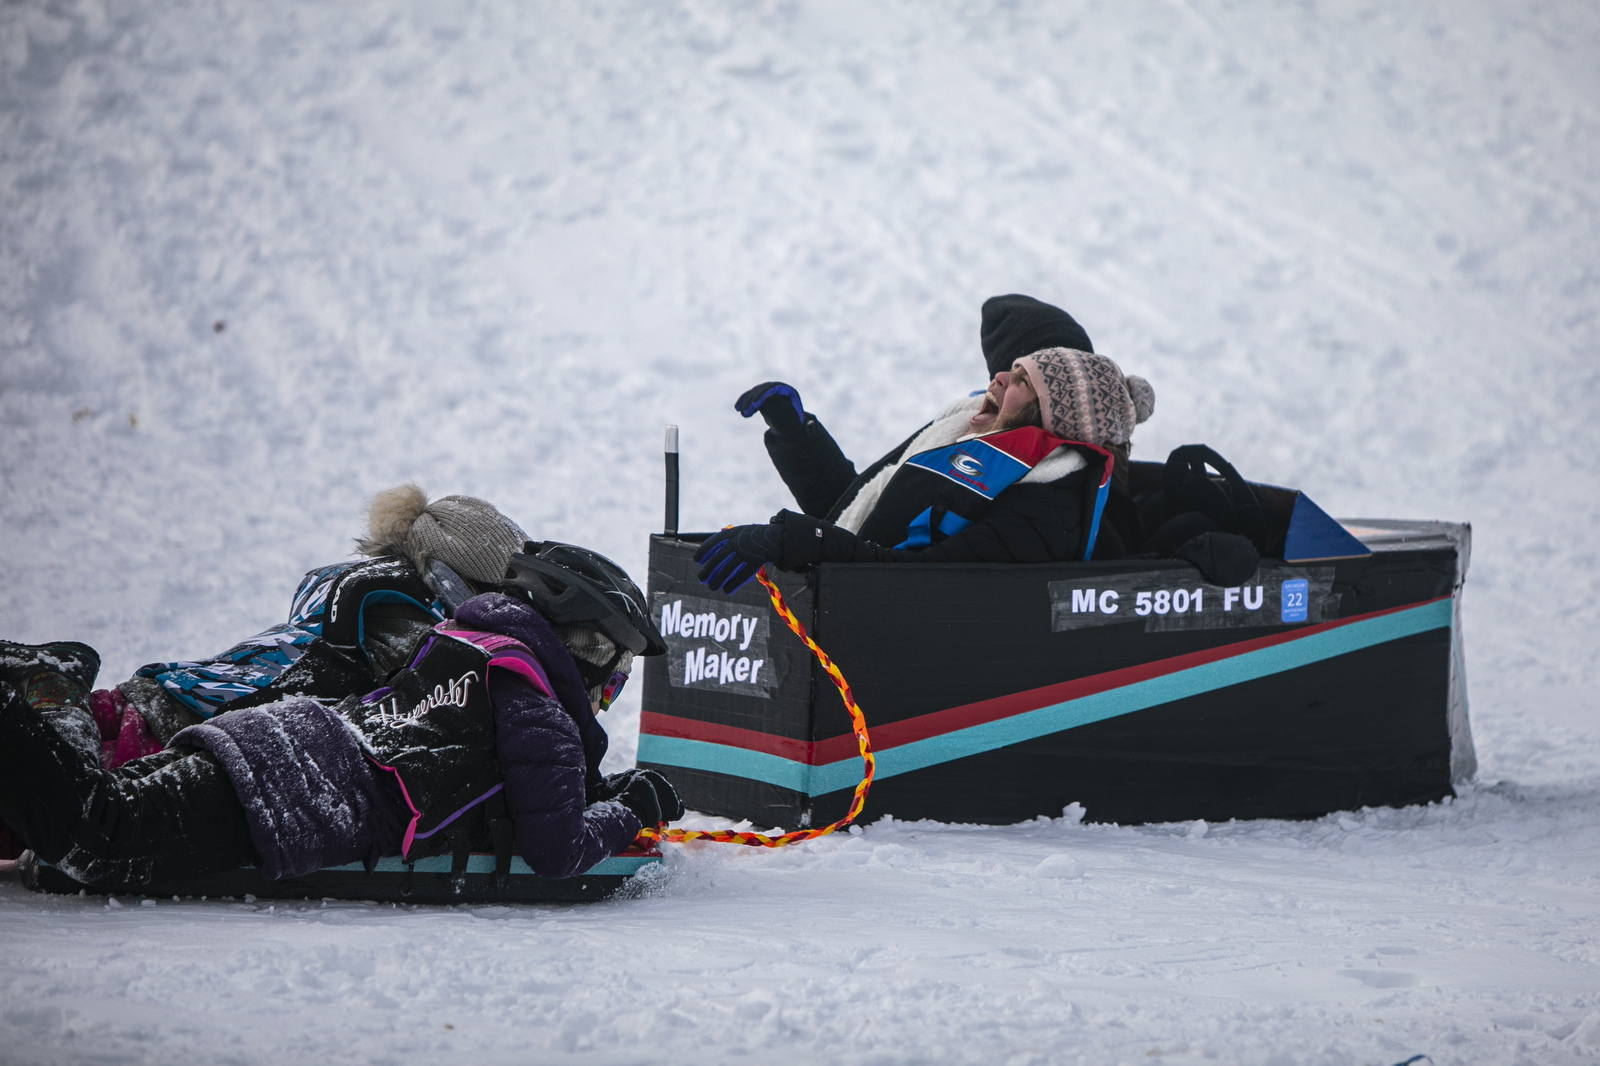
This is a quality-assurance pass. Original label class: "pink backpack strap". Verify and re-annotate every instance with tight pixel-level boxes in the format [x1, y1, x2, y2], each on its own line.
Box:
[435, 622, 552, 697]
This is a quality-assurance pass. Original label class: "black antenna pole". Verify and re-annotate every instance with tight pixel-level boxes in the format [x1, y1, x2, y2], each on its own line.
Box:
[664, 424, 679, 537]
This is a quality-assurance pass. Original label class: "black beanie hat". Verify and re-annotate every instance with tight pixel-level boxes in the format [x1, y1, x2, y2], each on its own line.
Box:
[980, 294, 1094, 377]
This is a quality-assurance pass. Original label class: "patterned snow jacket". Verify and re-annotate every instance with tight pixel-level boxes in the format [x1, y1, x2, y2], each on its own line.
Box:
[137, 558, 444, 718]
[172, 594, 638, 882]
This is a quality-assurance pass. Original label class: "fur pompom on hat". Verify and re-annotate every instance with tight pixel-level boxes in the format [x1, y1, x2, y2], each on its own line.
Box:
[1016, 348, 1154, 447]
[356, 484, 528, 585]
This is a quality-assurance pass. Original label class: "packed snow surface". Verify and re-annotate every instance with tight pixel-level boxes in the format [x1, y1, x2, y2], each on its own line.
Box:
[3, 1, 1598, 1063]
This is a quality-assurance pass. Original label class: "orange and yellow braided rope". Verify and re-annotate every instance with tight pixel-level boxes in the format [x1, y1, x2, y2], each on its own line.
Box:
[635, 566, 875, 848]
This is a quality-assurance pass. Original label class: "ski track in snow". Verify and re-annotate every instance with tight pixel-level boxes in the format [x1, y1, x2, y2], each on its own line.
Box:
[2, 1, 1598, 1063]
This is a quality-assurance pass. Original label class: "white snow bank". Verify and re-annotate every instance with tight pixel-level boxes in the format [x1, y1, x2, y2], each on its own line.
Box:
[4, 786, 1599, 1065]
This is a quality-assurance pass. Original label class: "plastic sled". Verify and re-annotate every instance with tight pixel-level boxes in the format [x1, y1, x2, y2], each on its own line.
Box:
[18, 847, 662, 904]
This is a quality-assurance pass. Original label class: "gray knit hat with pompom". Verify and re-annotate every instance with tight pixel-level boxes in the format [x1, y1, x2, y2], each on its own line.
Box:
[355, 484, 528, 584]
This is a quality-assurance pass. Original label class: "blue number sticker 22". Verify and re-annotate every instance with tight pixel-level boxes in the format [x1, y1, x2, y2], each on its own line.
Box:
[1280, 578, 1309, 624]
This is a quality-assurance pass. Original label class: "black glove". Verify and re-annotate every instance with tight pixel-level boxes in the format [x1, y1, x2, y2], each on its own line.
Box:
[694, 522, 784, 594]
[735, 381, 805, 435]
[599, 769, 684, 827]
[1175, 531, 1260, 587]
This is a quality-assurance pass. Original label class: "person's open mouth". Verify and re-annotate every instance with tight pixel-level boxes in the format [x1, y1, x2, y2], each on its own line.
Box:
[969, 391, 1000, 428]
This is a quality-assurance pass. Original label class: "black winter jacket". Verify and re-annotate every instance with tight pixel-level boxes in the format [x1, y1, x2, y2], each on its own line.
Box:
[764, 414, 925, 523]
[760, 408, 1123, 566]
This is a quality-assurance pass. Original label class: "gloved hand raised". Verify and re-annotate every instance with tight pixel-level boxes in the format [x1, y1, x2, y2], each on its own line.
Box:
[598, 769, 685, 828]
[735, 381, 806, 435]
[694, 522, 785, 594]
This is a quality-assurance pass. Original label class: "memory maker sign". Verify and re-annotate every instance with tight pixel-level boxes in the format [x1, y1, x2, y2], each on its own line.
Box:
[652, 592, 774, 698]
[1049, 566, 1338, 633]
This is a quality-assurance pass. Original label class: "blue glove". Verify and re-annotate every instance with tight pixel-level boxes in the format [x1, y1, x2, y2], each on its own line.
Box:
[735, 381, 805, 435]
[694, 523, 785, 594]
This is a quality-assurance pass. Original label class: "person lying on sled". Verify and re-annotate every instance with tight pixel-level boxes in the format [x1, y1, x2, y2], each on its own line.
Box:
[29, 489, 558, 771]
[698, 347, 1156, 592]
[0, 486, 682, 889]
[736, 294, 1146, 518]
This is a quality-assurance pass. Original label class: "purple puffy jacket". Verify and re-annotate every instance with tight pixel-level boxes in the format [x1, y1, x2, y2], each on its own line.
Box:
[175, 593, 640, 881]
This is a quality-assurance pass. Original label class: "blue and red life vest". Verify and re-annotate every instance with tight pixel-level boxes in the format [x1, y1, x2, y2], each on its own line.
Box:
[855, 426, 1116, 560]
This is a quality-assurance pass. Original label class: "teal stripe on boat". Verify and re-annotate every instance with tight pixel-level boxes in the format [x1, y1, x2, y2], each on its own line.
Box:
[643, 599, 1453, 794]
[638, 734, 813, 793]
[809, 598, 1453, 792]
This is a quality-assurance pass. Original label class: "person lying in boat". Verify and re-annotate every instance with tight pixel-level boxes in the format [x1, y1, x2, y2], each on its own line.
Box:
[0, 487, 682, 889]
[698, 346, 1156, 592]
[737, 294, 1131, 509]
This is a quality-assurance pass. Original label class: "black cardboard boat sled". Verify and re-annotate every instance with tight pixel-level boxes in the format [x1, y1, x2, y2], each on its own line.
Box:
[20, 847, 662, 904]
[638, 501, 1474, 828]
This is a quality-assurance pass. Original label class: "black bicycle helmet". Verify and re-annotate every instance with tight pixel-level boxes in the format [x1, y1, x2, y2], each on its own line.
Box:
[501, 541, 667, 657]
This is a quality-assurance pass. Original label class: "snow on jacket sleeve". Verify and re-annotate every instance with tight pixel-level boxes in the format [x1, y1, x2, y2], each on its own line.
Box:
[169, 699, 395, 880]
[489, 670, 641, 880]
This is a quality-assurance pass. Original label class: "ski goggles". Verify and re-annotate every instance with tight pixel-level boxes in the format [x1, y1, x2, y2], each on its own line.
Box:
[598, 669, 629, 711]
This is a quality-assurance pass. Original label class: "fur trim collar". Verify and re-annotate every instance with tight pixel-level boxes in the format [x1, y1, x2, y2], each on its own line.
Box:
[835, 395, 1086, 534]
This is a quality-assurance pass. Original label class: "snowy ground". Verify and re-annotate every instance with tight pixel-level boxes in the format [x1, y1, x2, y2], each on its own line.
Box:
[3, 1, 1598, 1063]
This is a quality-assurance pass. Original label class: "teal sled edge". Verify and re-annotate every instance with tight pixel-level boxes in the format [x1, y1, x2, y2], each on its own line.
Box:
[328, 853, 661, 876]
